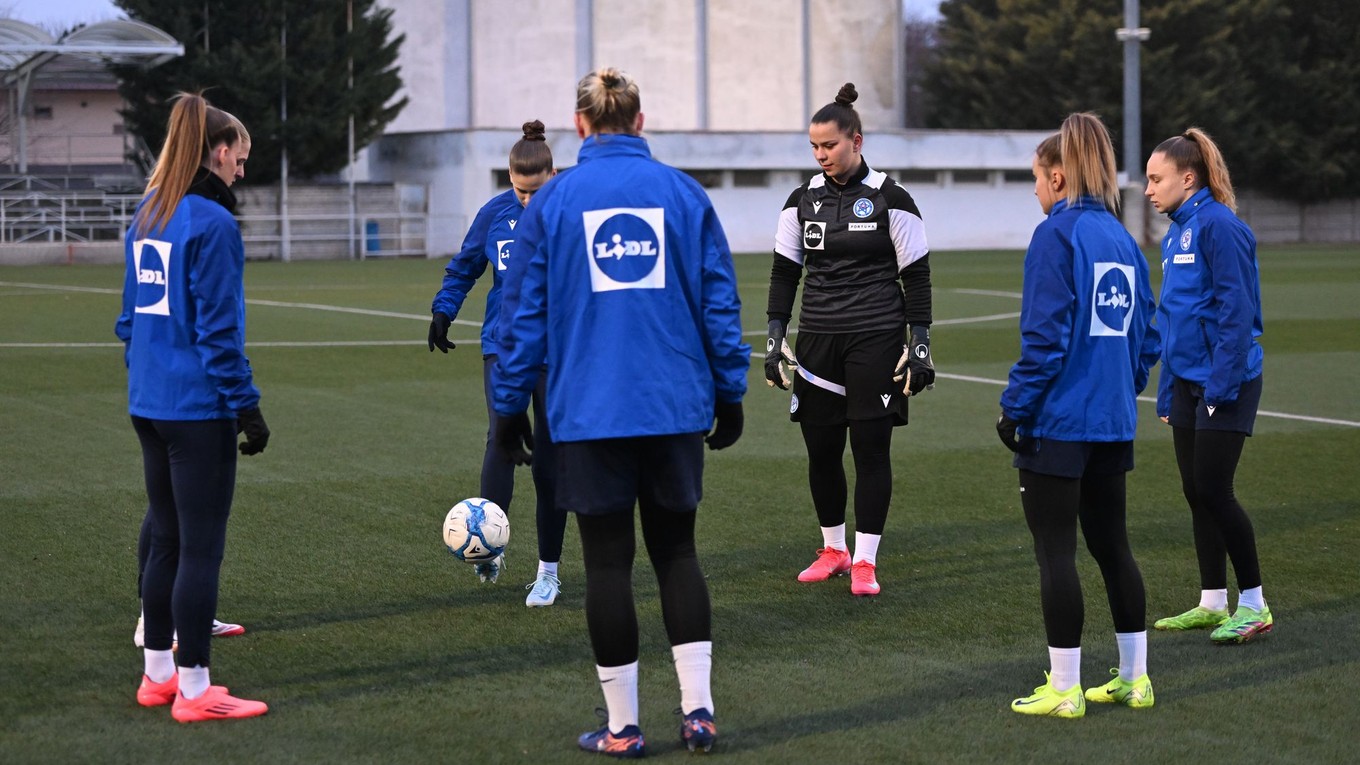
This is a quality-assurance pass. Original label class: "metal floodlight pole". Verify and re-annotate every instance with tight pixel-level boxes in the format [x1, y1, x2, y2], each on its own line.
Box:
[1116, 0, 1150, 241]
[279, 9, 291, 262]
[347, 0, 357, 260]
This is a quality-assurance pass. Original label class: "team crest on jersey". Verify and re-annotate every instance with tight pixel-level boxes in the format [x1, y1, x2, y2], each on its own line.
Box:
[1090, 262, 1136, 337]
[496, 239, 513, 271]
[1180, 228, 1193, 251]
[853, 198, 874, 218]
[132, 238, 173, 316]
[582, 207, 665, 292]
[790, 394, 799, 414]
[803, 221, 826, 250]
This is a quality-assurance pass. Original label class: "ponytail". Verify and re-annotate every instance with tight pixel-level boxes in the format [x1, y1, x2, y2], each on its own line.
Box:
[1057, 112, 1120, 212]
[135, 92, 249, 236]
[1153, 128, 1237, 212]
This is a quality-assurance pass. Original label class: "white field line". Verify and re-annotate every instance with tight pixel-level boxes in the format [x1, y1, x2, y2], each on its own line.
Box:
[6, 281, 1358, 427]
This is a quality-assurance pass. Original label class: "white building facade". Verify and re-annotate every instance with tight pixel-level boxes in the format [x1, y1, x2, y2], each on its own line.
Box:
[364, 0, 1052, 255]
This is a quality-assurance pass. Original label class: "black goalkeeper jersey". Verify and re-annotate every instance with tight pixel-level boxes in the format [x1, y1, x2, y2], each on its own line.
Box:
[768, 159, 931, 333]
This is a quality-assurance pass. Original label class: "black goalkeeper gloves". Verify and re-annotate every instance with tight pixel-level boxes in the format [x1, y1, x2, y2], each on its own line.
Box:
[428, 312, 455, 353]
[764, 319, 798, 390]
[236, 406, 270, 456]
[705, 400, 744, 450]
[893, 325, 935, 396]
[493, 411, 533, 466]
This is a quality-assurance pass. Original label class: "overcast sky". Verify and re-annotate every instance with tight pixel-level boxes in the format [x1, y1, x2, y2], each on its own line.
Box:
[9, 0, 942, 33]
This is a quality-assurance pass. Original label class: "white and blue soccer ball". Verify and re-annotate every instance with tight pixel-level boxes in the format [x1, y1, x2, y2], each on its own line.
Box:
[442, 498, 510, 563]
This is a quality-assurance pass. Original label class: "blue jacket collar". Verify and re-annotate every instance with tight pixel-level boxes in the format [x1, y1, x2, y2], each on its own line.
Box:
[579, 133, 652, 161]
[1170, 187, 1215, 224]
[1048, 195, 1106, 217]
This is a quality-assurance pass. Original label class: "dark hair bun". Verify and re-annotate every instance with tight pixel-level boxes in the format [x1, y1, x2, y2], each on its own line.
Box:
[521, 120, 546, 141]
[601, 68, 623, 89]
[834, 83, 858, 108]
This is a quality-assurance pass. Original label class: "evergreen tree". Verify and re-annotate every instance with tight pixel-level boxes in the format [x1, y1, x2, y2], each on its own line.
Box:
[112, 0, 406, 183]
[924, 0, 1359, 199]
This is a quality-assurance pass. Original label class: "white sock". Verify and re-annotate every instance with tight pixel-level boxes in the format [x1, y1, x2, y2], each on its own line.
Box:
[1200, 588, 1229, 611]
[143, 649, 175, 684]
[1048, 646, 1081, 692]
[1115, 631, 1147, 681]
[820, 524, 847, 551]
[596, 662, 639, 734]
[851, 532, 881, 566]
[671, 641, 713, 715]
[179, 665, 211, 700]
[1237, 586, 1265, 612]
[538, 561, 559, 578]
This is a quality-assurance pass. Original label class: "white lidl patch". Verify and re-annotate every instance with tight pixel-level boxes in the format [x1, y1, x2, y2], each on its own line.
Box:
[132, 238, 173, 316]
[496, 239, 513, 270]
[583, 207, 665, 292]
[1090, 262, 1136, 337]
[803, 221, 826, 250]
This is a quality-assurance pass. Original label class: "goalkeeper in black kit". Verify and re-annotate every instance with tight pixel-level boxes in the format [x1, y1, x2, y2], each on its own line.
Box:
[766, 82, 934, 598]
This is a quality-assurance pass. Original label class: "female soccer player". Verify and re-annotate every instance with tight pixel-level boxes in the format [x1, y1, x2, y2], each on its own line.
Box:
[766, 83, 933, 597]
[998, 113, 1160, 718]
[115, 93, 269, 722]
[427, 121, 562, 603]
[1145, 128, 1272, 643]
[493, 67, 748, 757]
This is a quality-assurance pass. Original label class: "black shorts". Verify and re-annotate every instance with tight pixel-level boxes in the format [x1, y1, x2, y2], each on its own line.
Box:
[1013, 439, 1135, 479]
[1167, 373, 1262, 435]
[790, 328, 908, 426]
[554, 432, 705, 515]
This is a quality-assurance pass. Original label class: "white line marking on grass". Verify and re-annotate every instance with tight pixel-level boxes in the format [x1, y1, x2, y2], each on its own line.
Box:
[955, 288, 1023, 299]
[0, 281, 483, 328]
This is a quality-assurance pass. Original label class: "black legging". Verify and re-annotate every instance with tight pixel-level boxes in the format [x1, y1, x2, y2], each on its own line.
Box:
[576, 502, 711, 668]
[133, 416, 237, 668]
[1171, 427, 1261, 591]
[481, 357, 563, 563]
[1019, 469, 1146, 648]
[801, 417, 894, 535]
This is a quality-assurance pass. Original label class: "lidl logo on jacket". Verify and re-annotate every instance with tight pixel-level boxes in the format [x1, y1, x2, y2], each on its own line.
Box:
[496, 239, 513, 270]
[583, 207, 665, 292]
[132, 238, 173, 316]
[1090, 262, 1135, 337]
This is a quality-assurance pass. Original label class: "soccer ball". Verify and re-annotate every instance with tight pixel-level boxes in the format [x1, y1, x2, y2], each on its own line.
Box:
[442, 498, 510, 563]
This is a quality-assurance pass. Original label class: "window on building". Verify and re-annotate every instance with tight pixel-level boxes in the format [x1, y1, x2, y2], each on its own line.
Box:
[683, 170, 723, 189]
[732, 170, 768, 188]
[493, 170, 511, 189]
[897, 169, 940, 186]
[1003, 170, 1032, 184]
[32, 105, 54, 120]
[951, 169, 992, 185]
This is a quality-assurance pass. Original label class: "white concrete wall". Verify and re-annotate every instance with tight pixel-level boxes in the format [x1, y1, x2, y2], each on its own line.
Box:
[365, 127, 1056, 256]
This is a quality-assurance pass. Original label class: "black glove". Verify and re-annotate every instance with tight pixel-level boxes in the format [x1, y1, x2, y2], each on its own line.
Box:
[428, 312, 455, 353]
[996, 412, 1023, 453]
[893, 325, 935, 396]
[493, 411, 533, 466]
[764, 319, 798, 390]
[705, 400, 744, 450]
[236, 406, 270, 456]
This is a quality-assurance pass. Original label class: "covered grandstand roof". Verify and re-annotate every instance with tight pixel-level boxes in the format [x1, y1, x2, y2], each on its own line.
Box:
[0, 17, 182, 86]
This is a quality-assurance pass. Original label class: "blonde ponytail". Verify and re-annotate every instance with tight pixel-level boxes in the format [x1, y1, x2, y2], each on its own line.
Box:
[1058, 113, 1120, 212]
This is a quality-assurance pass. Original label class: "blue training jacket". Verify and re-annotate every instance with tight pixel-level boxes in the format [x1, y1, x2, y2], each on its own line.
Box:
[115, 190, 259, 420]
[1155, 187, 1264, 415]
[1001, 196, 1160, 442]
[431, 189, 525, 357]
[492, 134, 750, 442]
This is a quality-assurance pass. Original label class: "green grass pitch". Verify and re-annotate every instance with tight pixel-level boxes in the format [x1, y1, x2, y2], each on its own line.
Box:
[1, 245, 1357, 762]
